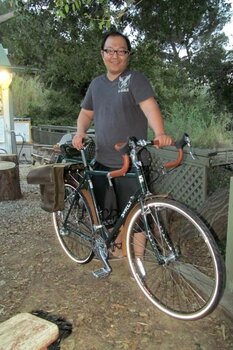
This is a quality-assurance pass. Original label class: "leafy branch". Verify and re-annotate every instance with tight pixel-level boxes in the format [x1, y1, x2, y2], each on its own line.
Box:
[54, 0, 138, 29]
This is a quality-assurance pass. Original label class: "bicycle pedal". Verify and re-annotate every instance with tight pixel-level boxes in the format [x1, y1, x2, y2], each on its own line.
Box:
[92, 267, 111, 279]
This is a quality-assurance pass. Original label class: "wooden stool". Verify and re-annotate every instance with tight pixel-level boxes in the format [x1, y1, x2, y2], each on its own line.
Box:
[0, 313, 59, 350]
[0, 154, 22, 201]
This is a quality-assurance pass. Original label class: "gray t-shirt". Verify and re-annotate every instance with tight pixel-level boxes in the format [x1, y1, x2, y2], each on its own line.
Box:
[81, 69, 155, 167]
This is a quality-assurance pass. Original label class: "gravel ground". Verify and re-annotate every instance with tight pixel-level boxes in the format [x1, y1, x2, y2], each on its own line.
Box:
[0, 164, 233, 350]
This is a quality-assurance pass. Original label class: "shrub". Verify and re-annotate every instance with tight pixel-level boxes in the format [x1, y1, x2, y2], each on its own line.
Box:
[12, 74, 48, 118]
[11, 74, 79, 126]
[163, 87, 232, 148]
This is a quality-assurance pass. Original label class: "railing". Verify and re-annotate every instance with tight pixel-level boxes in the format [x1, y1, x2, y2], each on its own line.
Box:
[31, 125, 95, 145]
[31, 125, 77, 145]
[30, 125, 95, 165]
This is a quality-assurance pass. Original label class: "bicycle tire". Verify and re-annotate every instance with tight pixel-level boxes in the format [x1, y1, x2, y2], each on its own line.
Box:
[53, 183, 94, 264]
[126, 197, 225, 320]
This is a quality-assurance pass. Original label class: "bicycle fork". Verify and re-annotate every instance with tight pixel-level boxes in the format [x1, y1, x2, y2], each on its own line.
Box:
[142, 203, 177, 265]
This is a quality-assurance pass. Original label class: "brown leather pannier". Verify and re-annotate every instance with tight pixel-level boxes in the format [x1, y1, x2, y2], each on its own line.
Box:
[27, 164, 67, 212]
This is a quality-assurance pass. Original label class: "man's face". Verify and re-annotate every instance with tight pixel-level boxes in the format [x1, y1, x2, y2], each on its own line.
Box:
[101, 35, 130, 78]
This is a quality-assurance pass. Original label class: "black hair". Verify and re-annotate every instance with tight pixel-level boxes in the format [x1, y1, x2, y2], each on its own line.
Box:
[101, 31, 131, 51]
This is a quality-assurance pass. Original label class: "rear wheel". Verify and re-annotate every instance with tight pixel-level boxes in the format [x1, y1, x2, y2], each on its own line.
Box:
[126, 198, 225, 320]
[53, 184, 94, 264]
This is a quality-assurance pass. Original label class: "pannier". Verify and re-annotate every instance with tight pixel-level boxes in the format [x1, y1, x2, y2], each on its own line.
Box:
[27, 163, 68, 212]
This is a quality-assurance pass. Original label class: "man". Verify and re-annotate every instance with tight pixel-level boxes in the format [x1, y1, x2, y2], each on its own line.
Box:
[72, 31, 173, 257]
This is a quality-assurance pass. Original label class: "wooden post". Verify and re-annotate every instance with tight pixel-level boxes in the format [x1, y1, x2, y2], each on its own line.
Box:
[226, 177, 233, 293]
[219, 176, 233, 317]
[0, 154, 22, 200]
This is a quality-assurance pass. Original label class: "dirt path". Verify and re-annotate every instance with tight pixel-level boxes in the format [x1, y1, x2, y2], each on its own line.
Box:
[0, 165, 233, 350]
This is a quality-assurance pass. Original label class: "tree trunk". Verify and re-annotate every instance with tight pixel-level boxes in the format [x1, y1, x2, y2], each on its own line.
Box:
[0, 154, 22, 201]
[0, 11, 14, 24]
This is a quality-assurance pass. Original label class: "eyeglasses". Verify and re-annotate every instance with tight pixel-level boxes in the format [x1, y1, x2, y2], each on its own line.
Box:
[103, 48, 130, 56]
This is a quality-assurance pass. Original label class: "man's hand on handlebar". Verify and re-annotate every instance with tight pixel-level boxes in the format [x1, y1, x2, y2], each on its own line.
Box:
[154, 133, 174, 148]
[72, 133, 86, 150]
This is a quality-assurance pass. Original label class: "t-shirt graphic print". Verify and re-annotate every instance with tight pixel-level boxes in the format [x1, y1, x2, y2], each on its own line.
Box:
[118, 74, 131, 93]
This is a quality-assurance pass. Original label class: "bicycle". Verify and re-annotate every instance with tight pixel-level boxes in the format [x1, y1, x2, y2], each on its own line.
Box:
[52, 134, 225, 320]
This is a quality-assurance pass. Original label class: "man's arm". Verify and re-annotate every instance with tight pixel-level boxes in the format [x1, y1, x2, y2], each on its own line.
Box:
[139, 97, 173, 147]
[72, 108, 94, 149]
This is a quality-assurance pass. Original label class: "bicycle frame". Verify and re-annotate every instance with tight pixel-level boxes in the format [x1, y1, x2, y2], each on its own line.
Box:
[62, 145, 151, 250]
[58, 135, 189, 272]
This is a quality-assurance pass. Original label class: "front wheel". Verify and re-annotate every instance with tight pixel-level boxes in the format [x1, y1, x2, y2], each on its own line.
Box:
[126, 198, 225, 320]
[53, 184, 94, 264]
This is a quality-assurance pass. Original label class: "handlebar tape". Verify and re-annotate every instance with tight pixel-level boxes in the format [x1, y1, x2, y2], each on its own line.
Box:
[108, 139, 184, 178]
[153, 140, 184, 168]
[108, 154, 130, 178]
[107, 142, 130, 178]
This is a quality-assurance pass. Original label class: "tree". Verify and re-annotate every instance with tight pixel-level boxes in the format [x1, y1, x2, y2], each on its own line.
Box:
[190, 35, 233, 113]
[127, 0, 233, 114]
[127, 0, 231, 59]
[53, 0, 134, 29]
[1, 0, 232, 123]
[0, 0, 106, 124]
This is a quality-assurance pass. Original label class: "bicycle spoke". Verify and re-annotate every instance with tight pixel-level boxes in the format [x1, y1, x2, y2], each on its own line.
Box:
[53, 184, 94, 263]
[126, 198, 224, 320]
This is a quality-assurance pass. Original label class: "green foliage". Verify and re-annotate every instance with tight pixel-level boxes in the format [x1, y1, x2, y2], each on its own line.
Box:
[164, 87, 232, 148]
[27, 89, 80, 126]
[190, 35, 233, 113]
[1, 1, 105, 124]
[1, 0, 232, 148]
[53, 0, 132, 30]
[34, 89, 79, 125]
[12, 74, 48, 118]
[133, 42, 233, 148]
[11, 74, 79, 126]
[128, 0, 233, 114]
[129, 0, 231, 61]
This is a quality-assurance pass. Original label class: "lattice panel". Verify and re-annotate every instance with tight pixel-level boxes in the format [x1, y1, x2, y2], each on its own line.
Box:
[149, 156, 207, 210]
